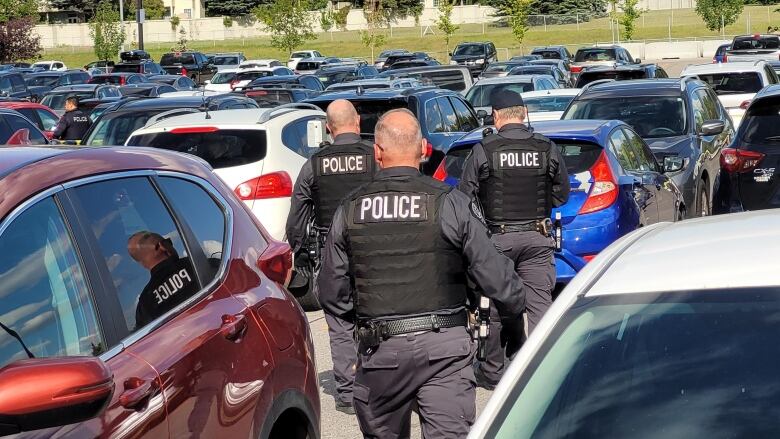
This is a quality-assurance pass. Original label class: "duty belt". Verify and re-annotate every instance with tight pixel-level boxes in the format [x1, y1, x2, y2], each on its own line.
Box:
[488, 221, 539, 234]
[360, 312, 468, 338]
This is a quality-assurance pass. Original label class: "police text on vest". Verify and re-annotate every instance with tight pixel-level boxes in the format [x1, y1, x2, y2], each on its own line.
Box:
[499, 151, 541, 169]
[354, 193, 428, 223]
[154, 269, 192, 304]
[321, 154, 366, 175]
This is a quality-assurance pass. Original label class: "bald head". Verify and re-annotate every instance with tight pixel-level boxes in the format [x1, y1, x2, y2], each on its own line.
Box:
[373, 109, 426, 169]
[128, 231, 176, 270]
[326, 99, 360, 137]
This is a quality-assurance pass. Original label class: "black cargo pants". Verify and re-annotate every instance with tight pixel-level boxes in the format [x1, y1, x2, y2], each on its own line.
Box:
[478, 230, 555, 383]
[325, 313, 357, 406]
[353, 326, 476, 439]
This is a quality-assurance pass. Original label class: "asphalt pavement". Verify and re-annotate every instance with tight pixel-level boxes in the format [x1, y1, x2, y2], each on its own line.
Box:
[305, 56, 704, 439]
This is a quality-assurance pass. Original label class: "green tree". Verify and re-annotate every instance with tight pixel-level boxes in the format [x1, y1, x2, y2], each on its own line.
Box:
[171, 26, 188, 51]
[507, 0, 532, 46]
[334, 5, 350, 31]
[435, 0, 459, 56]
[0, 0, 39, 21]
[205, 0, 264, 17]
[616, 0, 643, 40]
[89, 0, 125, 61]
[696, 0, 744, 32]
[320, 9, 334, 32]
[144, 0, 166, 20]
[360, 8, 386, 61]
[488, 0, 606, 17]
[254, 0, 315, 55]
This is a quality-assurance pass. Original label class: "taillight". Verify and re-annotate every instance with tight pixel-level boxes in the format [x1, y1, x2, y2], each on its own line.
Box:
[257, 241, 293, 285]
[119, 77, 126, 85]
[739, 100, 751, 110]
[571, 65, 583, 73]
[181, 67, 187, 76]
[235, 171, 293, 200]
[578, 151, 617, 215]
[433, 159, 447, 181]
[582, 254, 597, 263]
[721, 148, 765, 173]
[421, 141, 433, 163]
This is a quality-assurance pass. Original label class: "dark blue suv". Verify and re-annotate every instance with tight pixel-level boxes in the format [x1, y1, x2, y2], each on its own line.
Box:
[305, 87, 480, 174]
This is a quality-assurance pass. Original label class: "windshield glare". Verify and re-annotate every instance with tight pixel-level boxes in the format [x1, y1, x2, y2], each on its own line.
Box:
[489, 290, 780, 439]
[564, 96, 687, 138]
[85, 111, 161, 146]
[454, 45, 485, 56]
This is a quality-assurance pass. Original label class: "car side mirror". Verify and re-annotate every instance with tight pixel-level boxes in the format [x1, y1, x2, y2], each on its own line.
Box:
[307, 119, 326, 148]
[663, 156, 685, 173]
[0, 357, 113, 434]
[699, 120, 724, 136]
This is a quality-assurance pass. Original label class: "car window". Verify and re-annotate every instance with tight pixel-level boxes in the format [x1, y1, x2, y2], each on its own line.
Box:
[157, 177, 227, 283]
[180, 76, 196, 88]
[0, 197, 104, 368]
[524, 95, 576, 113]
[621, 127, 656, 172]
[424, 98, 445, 133]
[565, 96, 687, 138]
[696, 72, 764, 95]
[574, 48, 617, 62]
[656, 67, 668, 79]
[6, 114, 46, 144]
[282, 117, 319, 157]
[59, 75, 72, 86]
[127, 128, 267, 168]
[70, 177, 199, 333]
[465, 82, 534, 107]
[300, 76, 323, 91]
[694, 88, 719, 123]
[10, 75, 25, 91]
[450, 97, 478, 132]
[36, 108, 59, 131]
[438, 97, 460, 132]
[0, 76, 12, 93]
[732, 36, 780, 50]
[608, 128, 639, 171]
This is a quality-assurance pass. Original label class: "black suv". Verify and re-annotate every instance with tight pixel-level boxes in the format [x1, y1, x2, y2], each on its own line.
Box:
[160, 51, 217, 85]
[25, 70, 91, 90]
[0, 72, 45, 101]
[112, 60, 166, 75]
[531, 46, 573, 62]
[562, 78, 734, 217]
[314, 65, 379, 88]
[574, 64, 669, 88]
[450, 41, 497, 76]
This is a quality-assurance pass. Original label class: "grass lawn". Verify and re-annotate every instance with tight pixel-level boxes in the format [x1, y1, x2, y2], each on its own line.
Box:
[42, 5, 780, 68]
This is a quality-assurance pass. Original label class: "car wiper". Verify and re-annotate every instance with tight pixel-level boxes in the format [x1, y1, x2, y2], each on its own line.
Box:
[0, 320, 34, 358]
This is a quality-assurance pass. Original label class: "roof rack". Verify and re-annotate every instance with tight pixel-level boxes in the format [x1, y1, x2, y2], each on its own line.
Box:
[257, 103, 322, 124]
[143, 108, 202, 128]
[680, 75, 699, 91]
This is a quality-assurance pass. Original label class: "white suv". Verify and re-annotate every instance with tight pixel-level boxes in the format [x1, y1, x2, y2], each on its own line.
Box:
[681, 61, 780, 127]
[288, 50, 323, 70]
[125, 104, 327, 240]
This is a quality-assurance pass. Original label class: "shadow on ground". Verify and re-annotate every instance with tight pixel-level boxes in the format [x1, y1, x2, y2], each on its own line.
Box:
[319, 370, 337, 397]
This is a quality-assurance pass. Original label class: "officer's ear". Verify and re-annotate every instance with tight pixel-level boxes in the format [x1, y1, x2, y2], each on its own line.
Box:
[419, 137, 427, 159]
[373, 143, 383, 164]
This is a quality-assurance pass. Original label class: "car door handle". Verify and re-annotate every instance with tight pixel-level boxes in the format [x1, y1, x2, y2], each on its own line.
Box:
[120, 377, 159, 409]
[221, 314, 248, 342]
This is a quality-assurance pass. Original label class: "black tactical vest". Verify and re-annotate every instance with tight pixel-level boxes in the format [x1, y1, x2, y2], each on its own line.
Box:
[344, 174, 468, 319]
[311, 140, 375, 229]
[478, 132, 553, 222]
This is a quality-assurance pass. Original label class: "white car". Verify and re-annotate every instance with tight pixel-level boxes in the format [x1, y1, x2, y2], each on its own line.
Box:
[465, 75, 562, 114]
[239, 59, 283, 69]
[681, 61, 779, 127]
[469, 210, 780, 438]
[521, 88, 581, 122]
[288, 50, 324, 70]
[229, 66, 295, 91]
[204, 68, 238, 92]
[212, 52, 245, 72]
[32, 60, 67, 71]
[124, 105, 327, 241]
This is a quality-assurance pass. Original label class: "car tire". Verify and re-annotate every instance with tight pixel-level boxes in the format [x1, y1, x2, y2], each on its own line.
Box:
[697, 182, 711, 217]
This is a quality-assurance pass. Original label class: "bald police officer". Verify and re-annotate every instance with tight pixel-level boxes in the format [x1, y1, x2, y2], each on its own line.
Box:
[319, 109, 525, 438]
[286, 99, 374, 415]
[458, 90, 570, 389]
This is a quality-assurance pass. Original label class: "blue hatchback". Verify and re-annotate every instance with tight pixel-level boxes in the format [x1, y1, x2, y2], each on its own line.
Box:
[434, 119, 684, 285]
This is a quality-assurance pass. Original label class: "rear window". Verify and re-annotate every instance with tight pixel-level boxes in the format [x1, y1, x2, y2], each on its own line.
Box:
[575, 48, 617, 62]
[740, 97, 780, 145]
[523, 95, 576, 113]
[119, 87, 155, 97]
[41, 92, 94, 109]
[211, 72, 236, 84]
[555, 141, 602, 174]
[112, 64, 142, 73]
[245, 89, 294, 106]
[465, 82, 535, 107]
[532, 50, 562, 59]
[732, 36, 780, 50]
[213, 56, 239, 66]
[161, 53, 196, 65]
[236, 71, 273, 82]
[485, 63, 524, 73]
[695, 72, 763, 95]
[296, 61, 322, 71]
[576, 69, 648, 87]
[127, 129, 267, 168]
[26, 75, 59, 86]
[291, 52, 311, 59]
[89, 76, 123, 84]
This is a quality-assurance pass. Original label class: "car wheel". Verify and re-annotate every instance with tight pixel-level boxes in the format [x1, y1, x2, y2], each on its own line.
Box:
[697, 182, 711, 217]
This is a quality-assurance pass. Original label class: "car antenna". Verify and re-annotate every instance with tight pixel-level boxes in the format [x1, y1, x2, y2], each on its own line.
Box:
[201, 85, 211, 119]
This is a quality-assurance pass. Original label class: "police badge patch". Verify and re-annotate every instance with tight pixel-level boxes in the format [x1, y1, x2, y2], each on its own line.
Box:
[470, 201, 486, 225]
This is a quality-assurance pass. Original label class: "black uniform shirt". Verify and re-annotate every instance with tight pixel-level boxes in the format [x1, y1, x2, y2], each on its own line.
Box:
[318, 166, 526, 320]
[135, 257, 199, 328]
[458, 123, 571, 210]
[52, 109, 92, 141]
[286, 132, 369, 252]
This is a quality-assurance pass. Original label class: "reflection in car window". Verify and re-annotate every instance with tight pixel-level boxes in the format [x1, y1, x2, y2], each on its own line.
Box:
[438, 97, 460, 132]
[425, 98, 445, 133]
[609, 128, 639, 171]
[565, 96, 687, 138]
[0, 197, 103, 367]
[621, 128, 655, 172]
[71, 177, 199, 332]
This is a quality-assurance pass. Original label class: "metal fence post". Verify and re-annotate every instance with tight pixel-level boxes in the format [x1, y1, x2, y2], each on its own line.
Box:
[543, 15, 547, 32]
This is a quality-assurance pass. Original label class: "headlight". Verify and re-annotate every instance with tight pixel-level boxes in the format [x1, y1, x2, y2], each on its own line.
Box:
[476, 59, 485, 65]
[450, 61, 458, 65]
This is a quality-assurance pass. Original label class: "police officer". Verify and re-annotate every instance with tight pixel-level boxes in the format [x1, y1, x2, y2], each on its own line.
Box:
[52, 96, 92, 141]
[458, 90, 570, 390]
[286, 99, 375, 415]
[319, 109, 525, 438]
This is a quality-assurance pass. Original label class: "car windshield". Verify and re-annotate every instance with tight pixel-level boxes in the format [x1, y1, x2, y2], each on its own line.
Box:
[564, 96, 687, 138]
[41, 92, 95, 110]
[575, 48, 617, 62]
[732, 36, 780, 50]
[511, 67, 552, 76]
[85, 109, 180, 146]
[576, 70, 649, 87]
[119, 87, 156, 97]
[90, 76, 124, 84]
[319, 71, 354, 87]
[466, 82, 535, 107]
[296, 61, 322, 71]
[210, 72, 236, 84]
[214, 56, 239, 65]
[127, 130, 267, 169]
[740, 97, 780, 143]
[454, 44, 485, 56]
[291, 52, 311, 59]
[27, 75, 60, 86]
[487, 289, 780, 439]
[245, 89, 295, 106]
[32, 64, 51, 70]
[485, 63, 525, 73]
[524, 95, 576, 113]
[532, 50, 562, 59]
[236, 71, 273, 82]
[695, 72, 763, 95]
[160, 53, 195, 65]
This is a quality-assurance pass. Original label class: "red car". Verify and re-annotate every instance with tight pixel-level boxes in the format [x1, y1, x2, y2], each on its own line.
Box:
[0, 101, 60, 139]
[0, 147, 319, 438]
